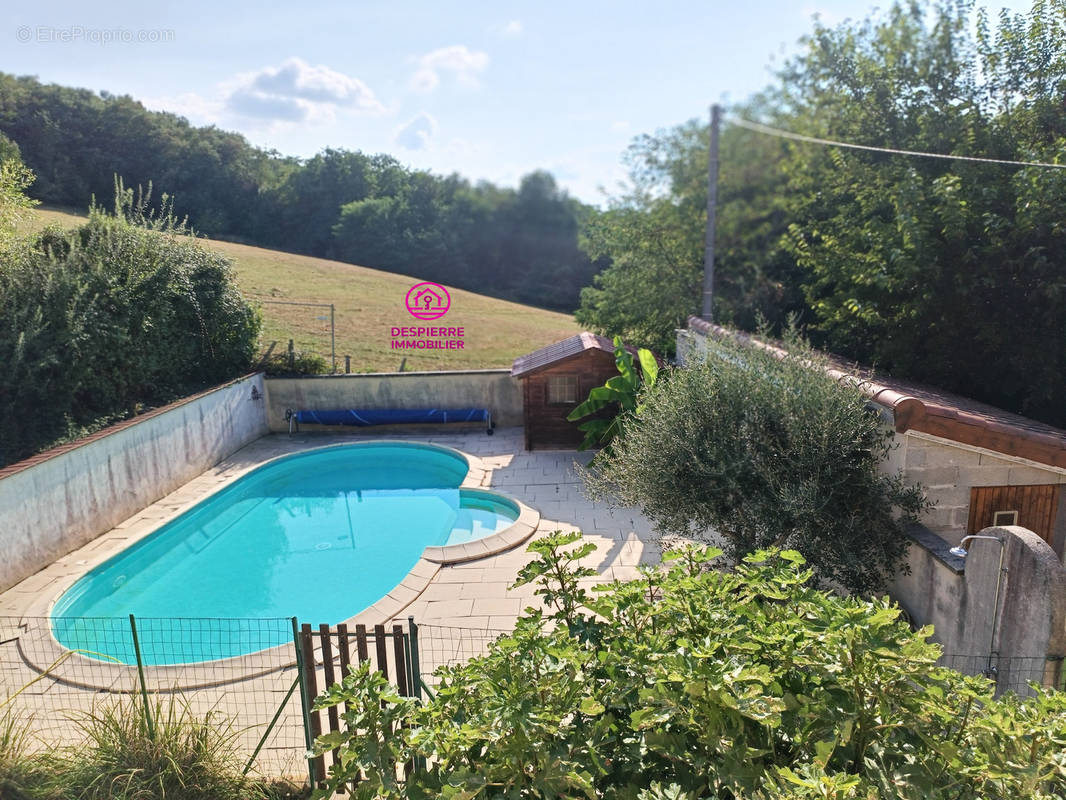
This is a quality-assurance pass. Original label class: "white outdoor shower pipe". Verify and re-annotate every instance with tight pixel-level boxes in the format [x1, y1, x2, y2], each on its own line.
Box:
[949, 534, 1008, 679]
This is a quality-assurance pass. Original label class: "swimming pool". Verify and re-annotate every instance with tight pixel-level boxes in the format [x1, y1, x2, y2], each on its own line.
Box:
[51, 442, 520, 664]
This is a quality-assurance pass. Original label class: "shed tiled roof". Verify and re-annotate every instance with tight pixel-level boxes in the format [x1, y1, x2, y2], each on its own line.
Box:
[511, 332, 617, 378]
[687, 316, 1066, 470]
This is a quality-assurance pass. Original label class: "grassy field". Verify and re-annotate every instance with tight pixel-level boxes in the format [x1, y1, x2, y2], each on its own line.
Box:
[25, 208, 581, 372]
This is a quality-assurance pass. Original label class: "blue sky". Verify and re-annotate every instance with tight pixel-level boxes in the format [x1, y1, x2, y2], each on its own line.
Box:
[6, 0, 1035, 205]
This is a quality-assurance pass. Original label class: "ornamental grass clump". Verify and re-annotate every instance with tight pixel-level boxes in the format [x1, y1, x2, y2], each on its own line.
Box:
[57, 695, 274, 800]
[0, 706, 52, 800]
[0, 688, 310, 800]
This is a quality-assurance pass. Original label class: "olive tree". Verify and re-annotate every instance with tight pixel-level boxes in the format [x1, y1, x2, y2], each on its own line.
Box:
[584, 329, 927, 593]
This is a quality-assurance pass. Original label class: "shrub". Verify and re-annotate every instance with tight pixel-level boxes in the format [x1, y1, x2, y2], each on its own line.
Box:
[0, 157, 37, 247]
[582, 327, 927, 594]
[310, 533, 1066, 800]
[260, 350, 331, 376]
[0, 186, 261, 466]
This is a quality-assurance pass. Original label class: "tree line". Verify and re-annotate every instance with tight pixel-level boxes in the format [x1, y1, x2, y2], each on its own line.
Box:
[4, 0, 1064, 430]
[0, 73, 601, 311]
[577, 0, 1066, 428]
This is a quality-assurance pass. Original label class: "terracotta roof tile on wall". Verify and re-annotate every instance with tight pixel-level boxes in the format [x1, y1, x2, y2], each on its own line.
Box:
[0, 373, 263, 481]
[686, 316, 1066, 470]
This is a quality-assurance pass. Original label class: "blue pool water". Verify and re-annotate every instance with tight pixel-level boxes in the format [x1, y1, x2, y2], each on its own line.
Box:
[51, 443, 518, 664]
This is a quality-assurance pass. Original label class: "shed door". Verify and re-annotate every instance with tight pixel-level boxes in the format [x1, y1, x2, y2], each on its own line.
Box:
[967, 485, 1060, 544]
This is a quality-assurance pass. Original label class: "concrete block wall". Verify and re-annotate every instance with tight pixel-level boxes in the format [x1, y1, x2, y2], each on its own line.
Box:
[0, 375, 269, 594]
[889, 525, 1066, 693]
[264, 370, 524, 432]
[888, 527, 965, 651]
[894, 431, 1066, 543]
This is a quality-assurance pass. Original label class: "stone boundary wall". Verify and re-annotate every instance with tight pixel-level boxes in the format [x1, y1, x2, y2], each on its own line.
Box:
[0, 375, 269, 593]
[264, 370, 524, 432]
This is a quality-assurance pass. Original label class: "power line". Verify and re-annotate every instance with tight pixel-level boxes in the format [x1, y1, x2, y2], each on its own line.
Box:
[732, 117, 1066, 170]
[702, 104, 721, 322]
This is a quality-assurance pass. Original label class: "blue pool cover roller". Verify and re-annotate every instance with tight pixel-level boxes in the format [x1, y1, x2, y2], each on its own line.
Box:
[286, 408, 494, 433]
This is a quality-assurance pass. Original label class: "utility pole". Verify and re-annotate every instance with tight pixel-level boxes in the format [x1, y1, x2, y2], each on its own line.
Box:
[701, 103, 721, 322]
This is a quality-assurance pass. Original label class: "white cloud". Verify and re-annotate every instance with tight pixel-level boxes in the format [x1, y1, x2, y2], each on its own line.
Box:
[225, 57, 384, 122]
[411, 68, 440, 93]
[444, 137, 476, 157]
[503, 20, 523, 36]
[610, 120, 629, 131]
[395, 113, 438, 151]
[410, 45, 490, 92]
[227, 89, 307, 122]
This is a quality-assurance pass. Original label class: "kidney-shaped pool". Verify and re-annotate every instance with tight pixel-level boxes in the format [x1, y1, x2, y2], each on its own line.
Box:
[51, 442, 519, 664]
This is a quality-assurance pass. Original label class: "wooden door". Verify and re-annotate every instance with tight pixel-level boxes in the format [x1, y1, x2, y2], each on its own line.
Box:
[967, 484, 1060, 544]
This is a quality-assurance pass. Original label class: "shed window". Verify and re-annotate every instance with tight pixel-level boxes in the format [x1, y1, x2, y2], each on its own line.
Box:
[992, 510, 1019, 526]
[547, 375, 578, 404]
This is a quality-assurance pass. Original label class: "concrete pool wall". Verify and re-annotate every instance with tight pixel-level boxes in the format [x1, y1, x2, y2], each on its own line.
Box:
[0, 374, 269, 593]
[0, 370, 527, 594]
[264, 369, 523, 431]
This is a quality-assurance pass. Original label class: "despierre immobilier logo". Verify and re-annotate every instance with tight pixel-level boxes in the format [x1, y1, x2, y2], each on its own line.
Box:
[391, 281, 465, 350]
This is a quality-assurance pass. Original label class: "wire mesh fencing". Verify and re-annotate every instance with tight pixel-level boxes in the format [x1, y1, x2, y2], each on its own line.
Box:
[940, 652, 1064, 697]
[413, 624, 511, 686]
[412, 625, 1066, 701]
[257, 300, 336, 373]
[18, 614, 1059, 787]
[0, 616, 521, 785]
[0, 616, 307, 779]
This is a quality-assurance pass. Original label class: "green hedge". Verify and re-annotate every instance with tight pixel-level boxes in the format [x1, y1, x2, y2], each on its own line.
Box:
[0, 207, 260, 467]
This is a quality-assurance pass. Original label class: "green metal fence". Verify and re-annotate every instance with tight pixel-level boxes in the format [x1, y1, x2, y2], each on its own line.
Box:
[0, 615, 306, 779]
[5, 613, 1062, 791]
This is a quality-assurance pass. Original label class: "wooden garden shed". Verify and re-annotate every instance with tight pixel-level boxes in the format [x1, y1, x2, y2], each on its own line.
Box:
[512, 332, 629, 451]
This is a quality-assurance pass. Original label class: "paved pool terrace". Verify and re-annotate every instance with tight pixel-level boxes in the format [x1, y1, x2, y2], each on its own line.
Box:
[0, 427, 660, 777]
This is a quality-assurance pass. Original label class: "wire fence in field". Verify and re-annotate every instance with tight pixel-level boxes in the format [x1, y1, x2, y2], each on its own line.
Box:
[0, 616, 306, 778]
[257, 300, 336, 373]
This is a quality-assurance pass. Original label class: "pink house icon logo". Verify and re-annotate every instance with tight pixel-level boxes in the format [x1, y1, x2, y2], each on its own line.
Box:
[405, 282, 451, 320]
